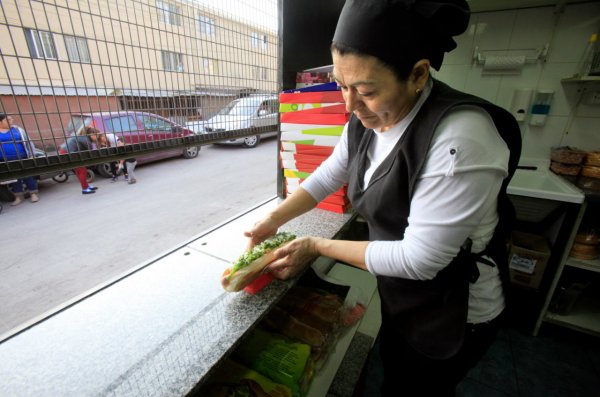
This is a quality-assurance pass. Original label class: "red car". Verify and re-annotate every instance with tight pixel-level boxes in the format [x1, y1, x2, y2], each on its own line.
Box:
[65, 111, 200, 178]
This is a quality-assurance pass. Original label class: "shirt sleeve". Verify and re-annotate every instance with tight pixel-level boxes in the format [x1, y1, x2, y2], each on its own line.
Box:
[300, 124, 350, 202]
[365, 107, 510, 280]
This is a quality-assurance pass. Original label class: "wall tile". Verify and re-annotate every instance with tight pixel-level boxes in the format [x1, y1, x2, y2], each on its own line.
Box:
[496, 67, 541, 112]
[510, 7, 555, 51]
[432, 65, 469, 91]
[472, 10, 516, 51]
[521, 115, 568, 158]
[576, 92, 600, 118]
[439, 3, 600, 162]
[464, 67, 501, 103]
[561, 117, 600, 151]
[445, 17, 478, 66]
[549, 2, 600, 64]
[538, 63, 579, 117]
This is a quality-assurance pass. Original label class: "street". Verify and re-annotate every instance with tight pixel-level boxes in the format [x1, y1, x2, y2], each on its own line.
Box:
[0, 139, 278, 337]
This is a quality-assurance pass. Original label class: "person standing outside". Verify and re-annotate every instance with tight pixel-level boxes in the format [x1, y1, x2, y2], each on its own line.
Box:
[244, 0, 522, 395]
[61, 126, 100, 194]
[103, 131, 127, 182]
[0, 113, 40, 205]
[117, 156, 137, 184]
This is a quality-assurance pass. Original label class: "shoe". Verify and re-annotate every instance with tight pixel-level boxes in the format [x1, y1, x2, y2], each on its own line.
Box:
[111, 176, 118, 183]
[30, 193, 39, 203]
[128, 178, 136, 184]
[11, 196, 23, 206]
[82, 188, 96, 194]
[124, 176, 129, 182]
[88, 185, 98, 190]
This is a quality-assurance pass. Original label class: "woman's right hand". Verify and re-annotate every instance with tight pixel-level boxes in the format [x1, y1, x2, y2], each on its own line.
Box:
[244, 216, 279, 250]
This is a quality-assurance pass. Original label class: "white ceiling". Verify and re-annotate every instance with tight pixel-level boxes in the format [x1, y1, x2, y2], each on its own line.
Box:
[467, 0, 584, 12]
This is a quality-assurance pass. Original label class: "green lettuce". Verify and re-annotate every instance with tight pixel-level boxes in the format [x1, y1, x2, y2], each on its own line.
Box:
[229, 232, 296, 278]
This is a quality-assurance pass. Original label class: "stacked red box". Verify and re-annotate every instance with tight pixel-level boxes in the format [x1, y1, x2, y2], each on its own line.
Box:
[295, 71, 333, 86]
[279, 84, 351, 214]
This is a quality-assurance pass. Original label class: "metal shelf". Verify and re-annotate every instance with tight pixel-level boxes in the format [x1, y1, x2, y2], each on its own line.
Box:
[561, 76, 600, 83]
[566, 257, 600, 273]
[545, 295, 600, 336]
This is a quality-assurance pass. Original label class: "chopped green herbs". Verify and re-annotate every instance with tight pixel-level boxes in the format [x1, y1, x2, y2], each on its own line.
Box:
[229, 232, 296, 278]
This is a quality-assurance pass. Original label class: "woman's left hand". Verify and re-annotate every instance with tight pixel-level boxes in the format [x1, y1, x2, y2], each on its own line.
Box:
[265, 236, 321, 279]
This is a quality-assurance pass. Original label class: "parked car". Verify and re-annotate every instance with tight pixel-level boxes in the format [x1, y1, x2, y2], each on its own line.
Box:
[65, 111, 200, 178]
[186, 95, 278, 148]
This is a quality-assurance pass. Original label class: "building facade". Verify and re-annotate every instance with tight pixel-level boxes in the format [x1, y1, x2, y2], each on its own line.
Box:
[0, 0, 278, 149]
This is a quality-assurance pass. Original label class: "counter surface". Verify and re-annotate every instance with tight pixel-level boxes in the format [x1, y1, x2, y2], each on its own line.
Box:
[0, 198, 352, 396]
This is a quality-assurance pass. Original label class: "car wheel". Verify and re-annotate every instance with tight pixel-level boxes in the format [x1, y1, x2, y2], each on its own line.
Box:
[86, 169, 95, 183]
[96, 163, 113, 178]
[183, 146, 200, 159]
[242, 135, 260, 148]
[52, 172, 69, 183]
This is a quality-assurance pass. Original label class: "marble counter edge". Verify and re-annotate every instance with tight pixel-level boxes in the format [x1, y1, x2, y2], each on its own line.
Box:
[0, 199, 356, 397]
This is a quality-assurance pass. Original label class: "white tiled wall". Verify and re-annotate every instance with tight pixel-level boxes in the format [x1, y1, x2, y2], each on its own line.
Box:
[433, 2, 600, 161]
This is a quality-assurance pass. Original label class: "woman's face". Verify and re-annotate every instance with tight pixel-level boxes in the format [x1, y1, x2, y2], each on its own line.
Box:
[332, 52, 420, 132]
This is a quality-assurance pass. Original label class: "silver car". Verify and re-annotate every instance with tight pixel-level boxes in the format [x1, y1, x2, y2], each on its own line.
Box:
[187, 95, 279, 148]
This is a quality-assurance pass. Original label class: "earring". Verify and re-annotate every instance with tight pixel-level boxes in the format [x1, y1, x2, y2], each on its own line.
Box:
[415, 88, 422, 94]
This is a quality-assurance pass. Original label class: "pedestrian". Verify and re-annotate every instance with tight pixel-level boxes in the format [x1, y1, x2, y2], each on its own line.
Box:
[61, 126, 100, 194]
[118, 156, 137, 184]
[0, 113, 40, 205]
[109, 131, 137, 185]
[244, 1, 521, 396]
[101, 131, 126, 182]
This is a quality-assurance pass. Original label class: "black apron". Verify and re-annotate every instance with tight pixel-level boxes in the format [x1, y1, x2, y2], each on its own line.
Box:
[346, 79, 521, 360]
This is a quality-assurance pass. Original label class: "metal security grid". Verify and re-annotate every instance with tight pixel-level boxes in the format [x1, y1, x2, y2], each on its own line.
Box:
[0, 0, 279, 180]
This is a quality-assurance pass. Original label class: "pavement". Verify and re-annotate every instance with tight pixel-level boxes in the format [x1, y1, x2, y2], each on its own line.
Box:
[0, 140, 278, 337]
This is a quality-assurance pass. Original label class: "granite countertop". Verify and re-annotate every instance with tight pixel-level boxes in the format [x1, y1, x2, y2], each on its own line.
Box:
[0, 197, 353, 396]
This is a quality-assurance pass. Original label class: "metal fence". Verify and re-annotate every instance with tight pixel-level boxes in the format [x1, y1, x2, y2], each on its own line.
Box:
[0, 0, 279, 180]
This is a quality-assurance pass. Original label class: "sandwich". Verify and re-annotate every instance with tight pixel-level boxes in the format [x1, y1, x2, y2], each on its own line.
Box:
[221, 232, 296, 292]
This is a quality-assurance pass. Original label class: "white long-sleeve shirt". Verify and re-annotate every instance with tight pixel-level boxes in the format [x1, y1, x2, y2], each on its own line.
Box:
[301, 80, 510, 323]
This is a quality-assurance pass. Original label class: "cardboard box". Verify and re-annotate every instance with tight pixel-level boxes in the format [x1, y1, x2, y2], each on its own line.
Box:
[509, 231, 551, 289]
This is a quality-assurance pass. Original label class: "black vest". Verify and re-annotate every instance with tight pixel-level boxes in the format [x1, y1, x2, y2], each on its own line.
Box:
[347, 79, 521, 359]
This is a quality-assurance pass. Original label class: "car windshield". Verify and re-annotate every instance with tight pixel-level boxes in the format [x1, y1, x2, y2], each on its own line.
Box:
[216, 99, 260, 117]
[66, 116, 93, 135]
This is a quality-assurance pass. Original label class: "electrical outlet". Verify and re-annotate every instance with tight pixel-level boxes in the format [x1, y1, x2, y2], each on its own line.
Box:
[584, 90, 600, 105]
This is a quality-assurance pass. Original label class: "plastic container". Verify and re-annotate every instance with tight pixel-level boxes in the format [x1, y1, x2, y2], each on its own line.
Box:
[529, 90, 554, 126]
[577, 33, 598, 77]
[550, 282, 588, 315]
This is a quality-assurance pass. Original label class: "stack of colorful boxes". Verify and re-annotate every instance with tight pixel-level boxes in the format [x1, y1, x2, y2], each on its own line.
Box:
[278, 82, 351, 213]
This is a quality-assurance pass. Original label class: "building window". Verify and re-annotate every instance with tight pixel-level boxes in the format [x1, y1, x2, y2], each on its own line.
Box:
[202, 58, 219, 75]
[162, 51, 184, 72]
[156, 1, 181, 26]
[64, 35, 90, 63]
[254, 66, 268, 80]
[261, 34, 267, 50]
[24, 28, 58, 59]
[251, 32, 259, 48]
[251, 32, 267, 50]
[197, 15, 215, 36]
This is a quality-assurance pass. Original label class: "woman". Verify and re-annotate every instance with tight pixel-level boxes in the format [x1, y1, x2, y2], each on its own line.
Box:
[0, 113, 40, 205]
[61, 126, 99, 194]
[245, 0, 521, 395]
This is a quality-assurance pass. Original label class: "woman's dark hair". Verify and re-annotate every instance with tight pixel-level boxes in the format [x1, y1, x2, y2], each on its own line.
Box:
[331, 42, 413, 82]
[0, 113, 6, 122]
[84, 126, 100, 135]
